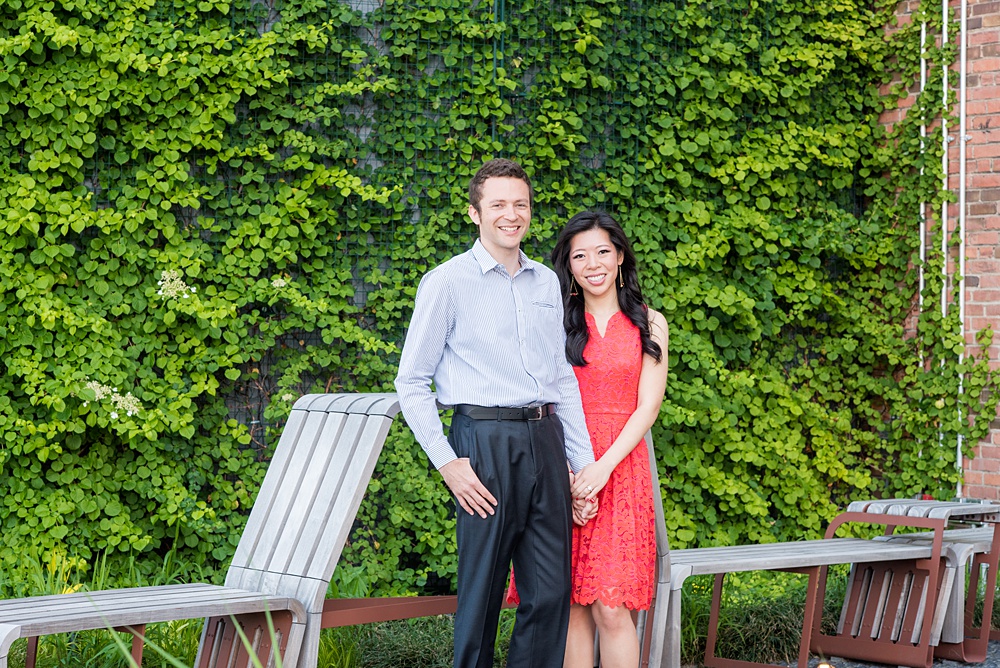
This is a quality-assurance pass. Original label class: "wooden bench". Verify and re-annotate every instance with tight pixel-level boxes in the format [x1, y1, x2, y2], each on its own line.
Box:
[0, 392, 401, 668]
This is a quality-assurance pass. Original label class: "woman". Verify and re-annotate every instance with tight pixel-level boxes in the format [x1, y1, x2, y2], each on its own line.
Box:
[555, 210, 668, 668]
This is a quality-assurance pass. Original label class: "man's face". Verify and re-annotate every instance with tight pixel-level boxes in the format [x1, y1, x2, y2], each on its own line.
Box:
[469, 177, 531, 258]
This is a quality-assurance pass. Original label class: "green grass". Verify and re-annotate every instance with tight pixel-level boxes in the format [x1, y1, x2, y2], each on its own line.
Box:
[0, 549, 206, 668]
[323, 608, 514, 668]
[680, 568, 851, 666]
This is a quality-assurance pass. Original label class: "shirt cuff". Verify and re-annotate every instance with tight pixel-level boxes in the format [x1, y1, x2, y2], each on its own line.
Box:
[567, 450, 596, 474]
[425, 435, 458, 471]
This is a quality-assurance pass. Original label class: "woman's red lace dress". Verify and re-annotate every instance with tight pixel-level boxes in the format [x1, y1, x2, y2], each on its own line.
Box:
[508, 310, 656, 610]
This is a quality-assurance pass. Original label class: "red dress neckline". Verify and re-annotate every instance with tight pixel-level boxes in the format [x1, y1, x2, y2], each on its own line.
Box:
[585, 309, 623, 339]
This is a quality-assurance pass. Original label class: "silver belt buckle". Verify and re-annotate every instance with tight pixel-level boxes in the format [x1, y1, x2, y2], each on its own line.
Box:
[527, 406, 543, 420]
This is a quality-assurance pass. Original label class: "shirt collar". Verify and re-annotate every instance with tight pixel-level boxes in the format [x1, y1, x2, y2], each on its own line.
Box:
[471, 239, 536, 276]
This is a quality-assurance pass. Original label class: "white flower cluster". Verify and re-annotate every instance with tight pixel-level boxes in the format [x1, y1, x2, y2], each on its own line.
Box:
[111, 392, 143, 418]
[157, 269, 197, 298]
[84, 380, 112, 401]
[271, 277, 287, 288]
[82, 380, 143, 418]
[281, 392, 295, 402]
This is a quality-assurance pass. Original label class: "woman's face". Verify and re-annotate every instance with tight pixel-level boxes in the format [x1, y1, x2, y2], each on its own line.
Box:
[568, 227, 623, 301]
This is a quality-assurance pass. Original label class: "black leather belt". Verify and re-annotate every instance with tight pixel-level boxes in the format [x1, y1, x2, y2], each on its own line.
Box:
[455, 404, 557, 421]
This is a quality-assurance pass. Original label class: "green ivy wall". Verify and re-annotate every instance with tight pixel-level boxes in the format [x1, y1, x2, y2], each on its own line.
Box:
[0, 0, 996, 591]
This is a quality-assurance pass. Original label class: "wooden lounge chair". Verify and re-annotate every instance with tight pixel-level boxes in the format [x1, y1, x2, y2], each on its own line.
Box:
[0, 392, 401, 668]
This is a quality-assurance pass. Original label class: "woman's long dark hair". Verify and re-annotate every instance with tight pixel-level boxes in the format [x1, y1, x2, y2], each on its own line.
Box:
[552, 210, 662, 367]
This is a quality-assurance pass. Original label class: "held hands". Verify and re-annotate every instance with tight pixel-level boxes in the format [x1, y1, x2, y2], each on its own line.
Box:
[571, 462, 611, 502]
[568, 465, 599, 526]
[440, 458, 497, 518]
[572, 496, 598, 526]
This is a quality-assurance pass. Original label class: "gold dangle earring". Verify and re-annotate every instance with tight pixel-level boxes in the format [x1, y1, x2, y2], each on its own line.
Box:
[570, 279, 579, 296]
[618, 266, 624, 288]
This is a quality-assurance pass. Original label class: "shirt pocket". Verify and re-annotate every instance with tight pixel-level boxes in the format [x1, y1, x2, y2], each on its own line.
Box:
[530, 300, 559, 327]
[529, 300, 563, 351]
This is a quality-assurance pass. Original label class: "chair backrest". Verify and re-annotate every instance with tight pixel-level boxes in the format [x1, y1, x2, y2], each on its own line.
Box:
[647, 429, 672, 588]
[224, 393, 400, 612]
[637, 429, 673, 668]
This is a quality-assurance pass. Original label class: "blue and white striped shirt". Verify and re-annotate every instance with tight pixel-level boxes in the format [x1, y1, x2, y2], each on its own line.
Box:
[395, 240, 595, 472]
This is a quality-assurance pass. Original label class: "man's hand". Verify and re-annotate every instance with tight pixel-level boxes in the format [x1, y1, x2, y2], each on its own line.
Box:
[440, 458, 497, 518]
[572, 496, 599, 526]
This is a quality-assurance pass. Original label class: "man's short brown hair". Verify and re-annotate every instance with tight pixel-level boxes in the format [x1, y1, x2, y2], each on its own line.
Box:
[469, 158, 533, 213]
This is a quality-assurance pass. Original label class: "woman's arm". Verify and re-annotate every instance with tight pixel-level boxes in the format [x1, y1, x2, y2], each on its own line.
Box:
[571, 310, 668, 499]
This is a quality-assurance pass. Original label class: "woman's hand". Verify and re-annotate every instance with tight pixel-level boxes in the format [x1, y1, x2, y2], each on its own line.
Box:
[571, 461, 611, 501]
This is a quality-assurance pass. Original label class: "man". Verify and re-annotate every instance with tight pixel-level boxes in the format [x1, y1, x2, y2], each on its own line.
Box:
[395, 158, 595, 667]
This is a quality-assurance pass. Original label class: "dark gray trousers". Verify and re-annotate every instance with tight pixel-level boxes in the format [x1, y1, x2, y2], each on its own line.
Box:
[449, 412, 573, 668]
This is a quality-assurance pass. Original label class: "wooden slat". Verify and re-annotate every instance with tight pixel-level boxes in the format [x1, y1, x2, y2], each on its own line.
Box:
[0, 588, 285, 619]
[4, 590, 278, 621]
[267, 412, 369, 581]
[236, 410, 348, 579]
[0, 584, 220, 613]
[859, 566, 889, 640]
[846, 498, 1000, 520]
[670, 539, 933, 576]
[227, 408, 314, 576]
[885, 567, 910, 641]
[841, 565, 871, 636]
[262, 409, 346, 575]
[296, 394, 362, 413]
[294, 393, 399, 417]
[302, 414, 395, 584]
[0, 586, 304, 637]
[902, 571, 928, 644]
[878, 526, 994, 551]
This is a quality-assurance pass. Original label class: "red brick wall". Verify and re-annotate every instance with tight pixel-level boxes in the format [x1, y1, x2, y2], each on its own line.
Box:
[886, 1, 1000, 498]
[954, 0, 1000, 499]
[949, 0, 1000, 499]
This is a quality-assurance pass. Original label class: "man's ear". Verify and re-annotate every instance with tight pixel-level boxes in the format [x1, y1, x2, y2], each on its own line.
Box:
[469, 204, 481, 226]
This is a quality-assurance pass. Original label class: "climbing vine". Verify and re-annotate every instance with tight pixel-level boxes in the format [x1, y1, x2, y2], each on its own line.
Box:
[0, 0, 996, 591]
